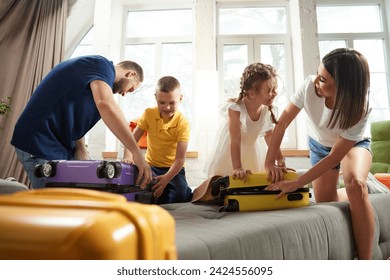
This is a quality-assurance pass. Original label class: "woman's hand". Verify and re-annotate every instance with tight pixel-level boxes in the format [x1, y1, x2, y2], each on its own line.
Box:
[265, 179, 300, 199]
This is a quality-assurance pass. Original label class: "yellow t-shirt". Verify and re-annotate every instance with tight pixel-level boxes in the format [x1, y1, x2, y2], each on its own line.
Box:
[137, 107, 190, 167]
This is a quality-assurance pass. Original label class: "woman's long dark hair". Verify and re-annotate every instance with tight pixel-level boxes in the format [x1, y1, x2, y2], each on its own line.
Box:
[322, 48, 370, 129]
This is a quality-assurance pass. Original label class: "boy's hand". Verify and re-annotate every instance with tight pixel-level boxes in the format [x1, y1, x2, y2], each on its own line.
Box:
[151, 175, 169, 198]
[232, 168, 252, 182]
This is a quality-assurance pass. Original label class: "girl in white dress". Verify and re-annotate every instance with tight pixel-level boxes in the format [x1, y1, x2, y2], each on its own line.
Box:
[205, 63, 285, 181]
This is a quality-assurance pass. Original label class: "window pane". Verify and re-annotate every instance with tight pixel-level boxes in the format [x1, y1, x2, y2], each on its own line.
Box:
[318, 40, 346, 60]
[354, 39, 386, 72]
[223, 45, 248, 101]
[124, 44, 156, 121]
[369, 108, 390, 123]
[70, 26, 95, 59]
[260, 44, 288, 142]
[370, 73, 389, 109]
[162, 43, 194, 122]
[219, 7, 286, 35]
[317, 5, 381, 33]
[126, 10, 193, 37]
[162, 43, 193, 76]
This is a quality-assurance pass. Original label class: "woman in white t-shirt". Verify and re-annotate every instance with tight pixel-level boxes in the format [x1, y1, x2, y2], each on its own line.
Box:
[265, 48, 373, 260]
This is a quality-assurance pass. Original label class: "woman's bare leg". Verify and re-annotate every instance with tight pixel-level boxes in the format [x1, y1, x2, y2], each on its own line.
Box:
[312, 168, 339, 202]
[341, 147, 373, 260]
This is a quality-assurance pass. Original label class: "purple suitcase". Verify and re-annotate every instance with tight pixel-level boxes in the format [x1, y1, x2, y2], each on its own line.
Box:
[34, 160, 153, 203]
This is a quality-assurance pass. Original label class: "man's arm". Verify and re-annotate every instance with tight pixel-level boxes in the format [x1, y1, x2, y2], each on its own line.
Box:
[123, 127, 145, 164]
[90, 80, 152, 187]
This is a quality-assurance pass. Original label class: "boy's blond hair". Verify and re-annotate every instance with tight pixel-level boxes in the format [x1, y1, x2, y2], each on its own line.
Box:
[156, 76, 180, 93]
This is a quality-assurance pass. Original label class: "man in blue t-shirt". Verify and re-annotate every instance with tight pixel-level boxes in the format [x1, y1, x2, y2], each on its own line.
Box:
[11, 55, 152, 188]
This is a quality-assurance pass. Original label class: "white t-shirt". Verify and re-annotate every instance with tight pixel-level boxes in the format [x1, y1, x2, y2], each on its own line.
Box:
[290, 75, 370, 147]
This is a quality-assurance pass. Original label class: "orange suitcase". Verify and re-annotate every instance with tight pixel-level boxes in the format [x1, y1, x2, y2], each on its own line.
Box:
[0, 188, 176, 260]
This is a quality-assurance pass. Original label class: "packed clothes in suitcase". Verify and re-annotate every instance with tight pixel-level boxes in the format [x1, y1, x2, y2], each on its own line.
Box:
[211, 171, 310, 212]
[0, 188, 176, 260]
[34, 160, 153, 203]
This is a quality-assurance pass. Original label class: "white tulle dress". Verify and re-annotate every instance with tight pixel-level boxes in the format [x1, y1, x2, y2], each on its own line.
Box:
[204, 100, 274, 177]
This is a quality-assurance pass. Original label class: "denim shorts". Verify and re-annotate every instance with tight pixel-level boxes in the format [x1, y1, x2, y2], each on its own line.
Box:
[308, 137, 371, 170]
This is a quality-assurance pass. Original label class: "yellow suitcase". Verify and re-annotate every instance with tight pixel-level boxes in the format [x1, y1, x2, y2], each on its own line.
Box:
[0, 188, 177, 260]
[211, 171, 310, 212]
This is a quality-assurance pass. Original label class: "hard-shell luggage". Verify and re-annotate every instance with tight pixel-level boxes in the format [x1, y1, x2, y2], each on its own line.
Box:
[0, 188, 176, 260]
[34, 160, 153, 203]
[211, 171, 310, 212]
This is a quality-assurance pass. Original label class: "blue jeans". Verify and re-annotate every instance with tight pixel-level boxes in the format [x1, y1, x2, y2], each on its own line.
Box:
[308, 137, 371, 170]
[14, 147, 47, 189]
[151, 166, 193, 204]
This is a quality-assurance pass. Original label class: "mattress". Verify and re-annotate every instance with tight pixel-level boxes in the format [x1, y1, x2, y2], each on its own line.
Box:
[161, 193, 390, 260]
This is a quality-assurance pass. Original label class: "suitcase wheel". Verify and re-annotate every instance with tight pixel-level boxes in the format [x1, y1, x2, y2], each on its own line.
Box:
[219, 199, 239, 212]
[211, 176, 230, 197]
[96, 161, 122, 179]
[33, 164, 44, 178]
[33, 161, 57, 178]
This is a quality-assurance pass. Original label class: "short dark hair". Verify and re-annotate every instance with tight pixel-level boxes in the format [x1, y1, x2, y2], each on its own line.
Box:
[156, 76, 180, 93]
[117, 60, 144, 82]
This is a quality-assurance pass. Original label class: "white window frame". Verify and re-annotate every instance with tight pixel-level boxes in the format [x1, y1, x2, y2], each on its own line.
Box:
[216, 1, 297, 149]
[317, 0, 390, 122]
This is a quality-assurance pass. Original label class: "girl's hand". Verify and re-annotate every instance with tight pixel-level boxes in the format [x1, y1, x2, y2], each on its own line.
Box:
[232, 168, 252, 182]
[265, 180, 299, 199]
[265, 161, 286, 183]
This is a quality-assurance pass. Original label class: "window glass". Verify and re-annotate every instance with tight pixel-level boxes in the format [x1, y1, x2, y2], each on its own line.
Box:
[219, 7, 286, 35]
[354, 39, 386, 72]
[260, 44, 287, 105]
[317, 3, 389, 127]
[162, 43, 193, 122]
[124, 44, 156, 120]
[317, 5, 382, 33]
[260, 44, 289, 141]
[222, 45, 248, 101]
[70, 26, 94, 59]
[126, 10, 193, 37]
[318, 40, 346, 60]
[124, 8, 194, 149]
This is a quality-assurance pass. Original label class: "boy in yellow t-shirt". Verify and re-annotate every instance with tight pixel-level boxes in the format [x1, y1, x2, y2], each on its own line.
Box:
[123, 76, 192, 204]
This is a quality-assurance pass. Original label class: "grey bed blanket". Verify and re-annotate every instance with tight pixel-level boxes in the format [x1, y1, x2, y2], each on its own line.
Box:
[161, 193, 390, 260]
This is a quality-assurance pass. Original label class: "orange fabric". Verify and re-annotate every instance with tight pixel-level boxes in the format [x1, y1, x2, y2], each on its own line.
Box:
[373, 173, 390, 189]
[129, 121, 147, 149]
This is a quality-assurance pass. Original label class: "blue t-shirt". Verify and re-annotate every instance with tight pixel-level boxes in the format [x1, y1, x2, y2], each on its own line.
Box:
[11, 55, 115, 159]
